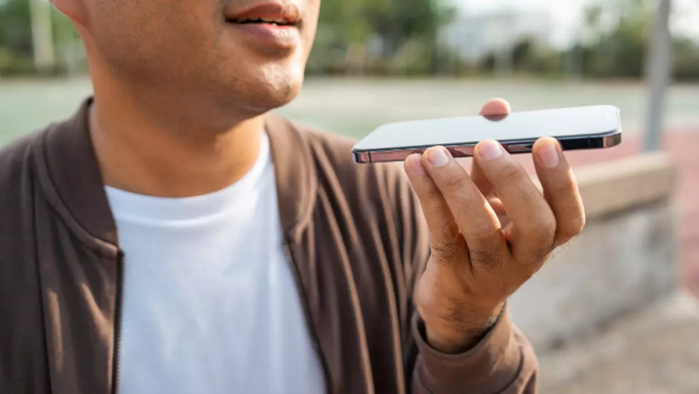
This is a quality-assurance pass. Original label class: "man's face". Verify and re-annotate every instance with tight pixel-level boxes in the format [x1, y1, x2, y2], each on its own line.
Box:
[79, 0, 320, 117]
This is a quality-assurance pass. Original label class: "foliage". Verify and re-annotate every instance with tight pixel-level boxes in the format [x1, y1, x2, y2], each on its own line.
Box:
[0, 0, 32, 57]
[0, 0, 697, 80]
[476, 0, 699, 81]
[674, 37, 699, 80]
[0, 0, 78, 74]
[307, 0, 455, 75]
[578, 0, 654, 78]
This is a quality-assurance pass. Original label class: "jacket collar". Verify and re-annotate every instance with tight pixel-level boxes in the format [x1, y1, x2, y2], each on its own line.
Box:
[264, 112, 318, 241]
[37, 98, 317, 249]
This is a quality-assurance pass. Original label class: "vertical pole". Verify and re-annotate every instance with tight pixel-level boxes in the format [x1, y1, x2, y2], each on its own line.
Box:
[29, 0, 56, 73]
[494, 13, 514, 77]
[645, 0, 673, 151]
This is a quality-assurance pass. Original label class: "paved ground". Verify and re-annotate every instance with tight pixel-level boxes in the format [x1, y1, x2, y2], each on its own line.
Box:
[284, 78, 699, 138]
[539, 291, 699, 394]
[2, 77, 699, 142]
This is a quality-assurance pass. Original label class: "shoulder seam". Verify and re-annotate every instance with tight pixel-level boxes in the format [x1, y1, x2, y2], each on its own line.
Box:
[32, 125, 119, 258]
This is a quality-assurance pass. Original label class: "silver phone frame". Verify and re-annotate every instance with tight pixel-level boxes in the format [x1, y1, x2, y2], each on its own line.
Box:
[352, 129, 622, 164]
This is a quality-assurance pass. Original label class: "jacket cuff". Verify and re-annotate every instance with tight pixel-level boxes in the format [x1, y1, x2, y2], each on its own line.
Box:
[412, 306, 528, 394]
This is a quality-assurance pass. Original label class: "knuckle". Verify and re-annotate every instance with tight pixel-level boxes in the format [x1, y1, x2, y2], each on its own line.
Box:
[419, 189, 447, 215]
[469, 242, 504, 273]
[451, 191, 481, 218]
[434, 220, 461, 239]
[497, 163, 526, 185]
[550, 176, 578, 196]
[577, 211, 587, 232]
[440, 174, 470, 193]
[523, 219, 556, 245]
[543, 217, 558, 238]
[512, 179, 541, 207]
[422, 197, 445, 215]
[417, 186, 443, 209]
[471, 223, 502, 245]
[558, 210, 587, 243]
[518, 248, 552, 267]
[423, 186, 443, 201]
[431, 239, 466, 266]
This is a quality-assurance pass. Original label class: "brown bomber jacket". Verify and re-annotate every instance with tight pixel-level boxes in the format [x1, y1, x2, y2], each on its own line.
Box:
[0, 99, 537, 394]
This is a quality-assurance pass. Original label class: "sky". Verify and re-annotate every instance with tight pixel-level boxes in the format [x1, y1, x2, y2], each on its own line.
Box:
[454, 0, 699, 45]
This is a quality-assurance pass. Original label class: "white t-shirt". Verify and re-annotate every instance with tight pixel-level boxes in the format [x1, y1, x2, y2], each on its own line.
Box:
[107, 133, 325, 394]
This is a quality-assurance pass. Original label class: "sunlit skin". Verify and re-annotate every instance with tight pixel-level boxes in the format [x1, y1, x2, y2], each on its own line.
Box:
[51, 0, 585, 354]
[406, 100, 585, 352]
[51, 0, 320, 197]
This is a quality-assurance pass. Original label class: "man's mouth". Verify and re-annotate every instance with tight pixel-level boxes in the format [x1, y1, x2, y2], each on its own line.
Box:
[225, 3, 302, 27]
[228, 17, 297, 27]
[224, 3, 303, 49]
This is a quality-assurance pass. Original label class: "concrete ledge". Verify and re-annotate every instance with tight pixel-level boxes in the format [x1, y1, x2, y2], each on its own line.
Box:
[574, 152, 677, 221]
[511, 152, 679, 351]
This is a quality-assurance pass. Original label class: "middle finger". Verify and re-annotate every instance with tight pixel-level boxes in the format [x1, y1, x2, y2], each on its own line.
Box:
[473, 139, 556, 264]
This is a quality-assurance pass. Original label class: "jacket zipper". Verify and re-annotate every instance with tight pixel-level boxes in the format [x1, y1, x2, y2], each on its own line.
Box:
[283, 243, 332, 393]
[112, 250, 125, 394]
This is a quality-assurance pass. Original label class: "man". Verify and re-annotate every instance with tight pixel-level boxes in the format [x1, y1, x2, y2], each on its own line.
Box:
[0, 0, 585, 393]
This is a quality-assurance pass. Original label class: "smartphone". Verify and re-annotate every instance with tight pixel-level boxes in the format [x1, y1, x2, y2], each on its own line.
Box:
[352, 105, 622, 164]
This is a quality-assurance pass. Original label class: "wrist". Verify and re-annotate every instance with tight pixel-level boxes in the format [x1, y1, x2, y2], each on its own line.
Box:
[422, 303, 505, 354]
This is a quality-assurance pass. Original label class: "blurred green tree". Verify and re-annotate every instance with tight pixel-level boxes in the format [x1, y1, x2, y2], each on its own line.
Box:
[0, 0, 79, 74]
[579, 0, 654, 78]
[1, 0, 696, 79]
[0, 0, 33, 57]
[674, 37, 699, 80]
[308, 0, 455, 75]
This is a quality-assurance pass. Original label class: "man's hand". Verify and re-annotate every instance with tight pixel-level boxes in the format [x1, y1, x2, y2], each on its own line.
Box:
[404, 98, 586, 354]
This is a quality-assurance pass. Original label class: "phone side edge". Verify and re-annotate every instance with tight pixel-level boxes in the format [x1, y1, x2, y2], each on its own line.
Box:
[589, 129, 622, 148]
[352, 150, 372, 164]
[352, 129, 622, 164]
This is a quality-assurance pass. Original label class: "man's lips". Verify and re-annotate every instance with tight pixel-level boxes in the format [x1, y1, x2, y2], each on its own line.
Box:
[225, 2, 301, 49]
[228, 23, 300, 49]
[224, 3, 302, 49]
[226, 2, 302, 26]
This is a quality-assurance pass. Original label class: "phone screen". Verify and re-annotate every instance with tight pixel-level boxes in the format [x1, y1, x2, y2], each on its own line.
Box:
[353, 105, 620, 152]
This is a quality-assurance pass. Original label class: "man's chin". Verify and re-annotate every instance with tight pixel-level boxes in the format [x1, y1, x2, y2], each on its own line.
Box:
[236, 77, 304, 115]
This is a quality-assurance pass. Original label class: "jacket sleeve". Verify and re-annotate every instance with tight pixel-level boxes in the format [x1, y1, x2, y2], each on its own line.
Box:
[383, 163, 539, 394]
[411, 309, 538, 394]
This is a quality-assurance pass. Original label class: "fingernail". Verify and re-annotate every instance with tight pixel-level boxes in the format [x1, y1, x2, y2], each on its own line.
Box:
[409, 154, 425, 174]
[538, 141, 560, 168]
[478, 140, 503, 161]
[428, 147, 450, 167]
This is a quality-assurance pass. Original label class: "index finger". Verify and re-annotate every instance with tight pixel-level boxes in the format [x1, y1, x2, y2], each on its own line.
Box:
[421, 146, 509, 273]
[472, 98, 512, 196]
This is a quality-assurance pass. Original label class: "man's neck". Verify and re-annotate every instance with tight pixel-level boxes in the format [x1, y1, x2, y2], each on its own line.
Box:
[89, 94, 265, 198]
